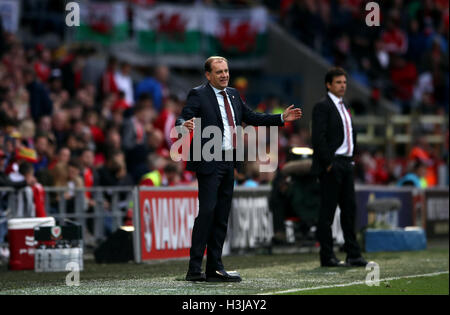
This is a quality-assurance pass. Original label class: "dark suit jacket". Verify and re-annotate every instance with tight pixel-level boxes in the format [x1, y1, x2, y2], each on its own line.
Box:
[311, 95, 356, 176]
[176, 83, 284, 174]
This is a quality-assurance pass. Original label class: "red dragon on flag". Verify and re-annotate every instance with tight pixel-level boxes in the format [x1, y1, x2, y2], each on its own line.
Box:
[218, 19, 258, 53]
[151, 12, 187, 41]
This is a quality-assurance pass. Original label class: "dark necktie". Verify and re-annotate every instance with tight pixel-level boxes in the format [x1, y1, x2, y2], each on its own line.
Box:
[220, 90, 236, 148]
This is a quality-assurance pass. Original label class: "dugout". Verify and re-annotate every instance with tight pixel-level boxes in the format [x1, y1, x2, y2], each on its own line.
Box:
[269, 147, 320, 244]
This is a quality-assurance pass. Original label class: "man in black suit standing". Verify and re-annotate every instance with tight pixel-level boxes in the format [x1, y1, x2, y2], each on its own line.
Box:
[311, 67, 368, 267]
[176, 56, 302, 282]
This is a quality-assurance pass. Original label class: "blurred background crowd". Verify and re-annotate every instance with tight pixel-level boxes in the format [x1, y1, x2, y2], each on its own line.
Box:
[0, 0, 448, 201]
[275, 0, 449, 188]
[278, 0, 449, 116]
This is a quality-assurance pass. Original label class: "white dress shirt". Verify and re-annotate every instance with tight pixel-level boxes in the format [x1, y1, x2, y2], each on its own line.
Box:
[210, 85, 237, 150]
[328, 91, 354, 157]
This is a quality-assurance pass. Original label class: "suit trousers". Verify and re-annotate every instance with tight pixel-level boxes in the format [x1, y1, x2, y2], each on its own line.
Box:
[317, 157, 361, 262]
[188, 160, 235, 273]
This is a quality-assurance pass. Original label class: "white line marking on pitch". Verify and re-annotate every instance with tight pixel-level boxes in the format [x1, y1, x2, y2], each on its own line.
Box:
[260, 271, 449, 295]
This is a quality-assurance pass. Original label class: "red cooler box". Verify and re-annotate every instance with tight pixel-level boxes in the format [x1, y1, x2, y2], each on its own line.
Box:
[8, 217, 55, 270]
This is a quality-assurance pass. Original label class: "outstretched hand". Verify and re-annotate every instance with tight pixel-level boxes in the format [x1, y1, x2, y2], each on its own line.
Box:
[182, 117, 195, 132]
[282, 105, 302, 122]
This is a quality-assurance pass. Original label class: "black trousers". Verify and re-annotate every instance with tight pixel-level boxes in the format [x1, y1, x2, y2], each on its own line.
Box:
[188, 160, 235, 273]
[317, 157, 361, 262]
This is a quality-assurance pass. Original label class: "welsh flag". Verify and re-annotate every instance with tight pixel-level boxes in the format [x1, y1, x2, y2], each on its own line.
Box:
[134, 4, 202, 54]
[202, 7, 268, 57]
[75, 1, 129, 46]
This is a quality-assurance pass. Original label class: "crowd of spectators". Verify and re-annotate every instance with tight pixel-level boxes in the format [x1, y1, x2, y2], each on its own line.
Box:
[274, 0, 449, 188]
[0, 35, 193, 191]
[354, 135, 449, 187]
[1, 21, 287, 197]
[278, 0, 449, 115]
[1, 12, 448, 195]
[0, 0, 447, 236]
[17, 0, 450, 115]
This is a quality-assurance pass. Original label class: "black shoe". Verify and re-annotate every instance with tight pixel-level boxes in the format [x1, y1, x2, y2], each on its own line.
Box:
[346, 257, 368, 267]
[185, 271, 206, 281]
[206, 270, 242, 282]
[321, 257, 346, 267]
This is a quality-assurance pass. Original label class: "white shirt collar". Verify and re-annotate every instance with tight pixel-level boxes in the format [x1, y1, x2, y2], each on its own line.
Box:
[328, 91, 343, 106]
[210, 83, 227, 95]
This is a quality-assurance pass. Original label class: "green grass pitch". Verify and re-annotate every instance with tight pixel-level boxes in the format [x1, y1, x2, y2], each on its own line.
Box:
[0, 240, 448, 295]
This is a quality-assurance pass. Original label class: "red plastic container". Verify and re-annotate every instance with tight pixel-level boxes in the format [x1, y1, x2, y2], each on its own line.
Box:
[8, 218, 55, 270]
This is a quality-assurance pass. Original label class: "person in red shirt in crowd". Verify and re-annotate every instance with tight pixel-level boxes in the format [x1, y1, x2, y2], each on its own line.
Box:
[372, 150, 395, 185]
[153, 94, 183, 151]
[33, 45, 52, 83]
[389, 54, 418, 113]
[18, 162, 46, 217]
[109, 96, 127, 127]
[85, 110, 105, 147]
[80, 148, 96, 206]
[79, 148, 98, 235]
[111, 91, 131, 112]
[101, 56, 119, 97]
[380, 13, 408, 55]
[409, 136, 438, 187]
[80, 148, 97, 199]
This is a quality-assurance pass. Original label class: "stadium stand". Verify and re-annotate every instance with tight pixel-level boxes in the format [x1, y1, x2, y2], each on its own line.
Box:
[0, 0, 448, 254]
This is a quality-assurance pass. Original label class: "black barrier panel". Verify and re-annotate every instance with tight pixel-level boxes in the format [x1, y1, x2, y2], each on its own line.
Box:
[34, 225, 82, 241]
[355, 187, 414, 231]
[424, 189, 449, 238]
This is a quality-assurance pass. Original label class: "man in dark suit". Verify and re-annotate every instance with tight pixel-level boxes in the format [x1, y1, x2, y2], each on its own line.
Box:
[176, 56, 302, 282]
[311, 67, 368, 267]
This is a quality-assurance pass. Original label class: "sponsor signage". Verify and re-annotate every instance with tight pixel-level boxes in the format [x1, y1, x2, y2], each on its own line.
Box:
[228, 188, 273, 249]
[138, 189, 198, 261]
[135, 187, 274, 262]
